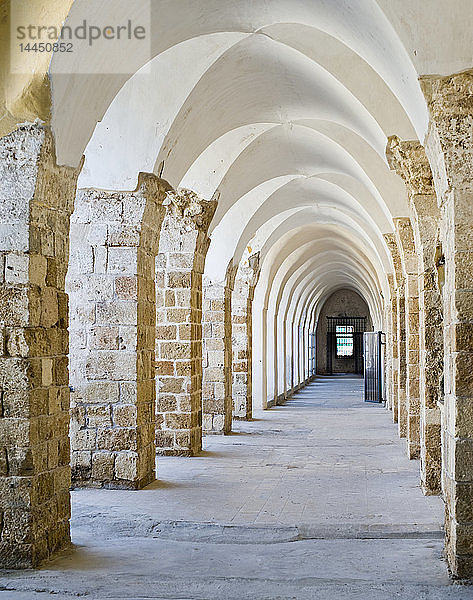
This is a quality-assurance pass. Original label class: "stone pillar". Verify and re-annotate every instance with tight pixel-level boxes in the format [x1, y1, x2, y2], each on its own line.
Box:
[385, 274, 397, 413]
[387, 137, 443, 493]
[231, 253, 260, 420]
[384, 233, 405, 428]
[202, 268, 234, 434]
[394, 218, 421, 459]
[421, 70, 473, 579]
[0, 124, 80, 567]
[67, 174, 166, 489]
[155, 189, 216, 455]
[397, 280, 407, 436]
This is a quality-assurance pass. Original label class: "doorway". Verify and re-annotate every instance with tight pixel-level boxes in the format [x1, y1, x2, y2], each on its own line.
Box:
[326, 316, 365, 375]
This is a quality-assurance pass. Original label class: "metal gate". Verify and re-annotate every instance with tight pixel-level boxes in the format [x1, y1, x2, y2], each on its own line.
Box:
[309, 332, 316, 376]
[363, 331, 385, 403]
[326, 317, 365, 374]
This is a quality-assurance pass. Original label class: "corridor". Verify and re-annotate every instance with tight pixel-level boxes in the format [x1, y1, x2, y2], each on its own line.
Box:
[0, 378, 468, 599]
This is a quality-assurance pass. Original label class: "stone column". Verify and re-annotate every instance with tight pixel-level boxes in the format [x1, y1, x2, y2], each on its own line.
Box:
[394, 218, 421, 459]
[421, 70, 473, 579]
[155, 189, 216, 455]
[202, 267, 234, 434]
[387, 137, 443, 493]
[0, 124, 80, 567]
[231, 253, 260, 420]
[385, 274, 397, 413]
[67, 174, 166, 489]
[384, 233, 405, 428]
[397, 280, 407, 435]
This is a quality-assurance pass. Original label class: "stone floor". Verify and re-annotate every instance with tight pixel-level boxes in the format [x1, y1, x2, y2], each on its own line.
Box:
[1, 375, 471, 599]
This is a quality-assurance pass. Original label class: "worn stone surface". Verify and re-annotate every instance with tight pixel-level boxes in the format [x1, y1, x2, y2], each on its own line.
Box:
[202, 271, 234, 435]
[67, 174, 167, 489]
[155, 188, 216, 455]
[421, 69, 473, 579]
[384, 273, 397, 414]
[231, 252, 260, 420]
[384, 233, 407, 434]
[393, 217, 421, 460]
[388, 137, 443, 493]
[1, 377, 465, 599]
[0, 123, 80, 567]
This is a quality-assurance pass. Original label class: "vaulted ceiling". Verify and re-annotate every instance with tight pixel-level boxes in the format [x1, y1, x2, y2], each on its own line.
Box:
[38, 0, 471, 326]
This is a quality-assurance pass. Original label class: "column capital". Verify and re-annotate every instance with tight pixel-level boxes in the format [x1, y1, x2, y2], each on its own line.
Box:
[420, 69, 473, 194]
[386, 136, 434, 197]
[384, 232, 404, 289]
[393, 217, 416, 254]
[226, 262, 239, 291]
[235, 252, 261, 288]
[164, 188, 217, 232]
[420, 69, 473, 120]
[248, 252, 261, 285]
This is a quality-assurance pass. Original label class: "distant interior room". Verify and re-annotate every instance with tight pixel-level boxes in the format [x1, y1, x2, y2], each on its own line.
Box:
[316, 289, 373, 375]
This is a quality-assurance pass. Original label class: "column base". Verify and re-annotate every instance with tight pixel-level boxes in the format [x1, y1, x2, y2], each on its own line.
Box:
[72, 473, 155, 490]
[156, 449, 197, 457]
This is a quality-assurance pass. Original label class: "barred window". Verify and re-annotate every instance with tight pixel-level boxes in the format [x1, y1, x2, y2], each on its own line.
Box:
[336, 325, 353, 357]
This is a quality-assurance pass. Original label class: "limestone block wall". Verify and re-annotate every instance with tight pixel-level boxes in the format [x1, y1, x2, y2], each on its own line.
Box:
[231, 253, 260, 420]
[155, 189, 216, 456]
[386, 232, 408, 437]
[394, 218, 421, 459]
[0, 124, 80, 567]
[387, 137, 443, 493]
[422, 70, 473, 579]
[384, 235, 403, 424]
[202, 274, 233, 434]
[67, 174, 166, 489]
[417, 222, 443, 493]
[390, 285, 399, 419]
[384, 274, 397, 412]
[398, 291, 408, 435]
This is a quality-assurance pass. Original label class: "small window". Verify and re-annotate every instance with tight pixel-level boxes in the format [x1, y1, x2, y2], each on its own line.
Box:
[336, 325, 353, 357]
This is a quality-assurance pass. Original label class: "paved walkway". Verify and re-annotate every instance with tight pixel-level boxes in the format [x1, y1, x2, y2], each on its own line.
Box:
[1, 376, 471, 599]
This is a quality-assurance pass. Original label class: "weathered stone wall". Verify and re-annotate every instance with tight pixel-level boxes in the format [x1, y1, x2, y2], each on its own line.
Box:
[0, 123, 80, 567]
[385, 233, 408, 436]
[387, 137, 443, 493]
[231, 253, 260, 420]
[387, 274, 399, 415]
[394, 218, 421, 459]
[155, 189, 216, 455]
[202, 271, 234, 434]
[384, 274, 396, 412]
[421, 70, 473, 579]
[384, 236, 404, 424]
[67, 174, 166, 489]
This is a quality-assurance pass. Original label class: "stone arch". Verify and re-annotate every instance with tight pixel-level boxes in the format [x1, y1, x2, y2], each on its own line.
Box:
[315, 289, 373, 375]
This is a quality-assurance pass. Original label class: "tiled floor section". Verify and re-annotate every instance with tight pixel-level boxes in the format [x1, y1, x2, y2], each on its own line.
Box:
[1, 376, 471, 599]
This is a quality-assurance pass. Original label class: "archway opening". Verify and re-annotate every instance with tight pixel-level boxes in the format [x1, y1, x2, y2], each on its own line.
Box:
[315, 289, 373, 376]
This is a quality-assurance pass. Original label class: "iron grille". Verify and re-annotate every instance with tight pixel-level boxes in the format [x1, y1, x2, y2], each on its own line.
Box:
[363, 331, 385, 403]
[326, 317, 366, 374]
